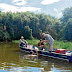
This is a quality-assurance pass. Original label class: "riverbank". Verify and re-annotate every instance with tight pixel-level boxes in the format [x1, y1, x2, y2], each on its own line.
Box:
[13, 39, 72, 50]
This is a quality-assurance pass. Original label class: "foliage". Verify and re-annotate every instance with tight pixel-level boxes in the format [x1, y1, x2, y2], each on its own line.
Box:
[60, 7, 72, 41]
[0, 11, 60, 41]
[13, 40, 72, 50]
[64, 18, 72, 41]
[0, 31, 10, 41]
[0, 6, 72, 42]
[23, 26, 33, 39]
[13, 39, 39, 46]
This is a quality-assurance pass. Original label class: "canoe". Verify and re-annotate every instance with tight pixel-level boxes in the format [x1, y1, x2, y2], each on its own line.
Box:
[19, 45, 72, 62]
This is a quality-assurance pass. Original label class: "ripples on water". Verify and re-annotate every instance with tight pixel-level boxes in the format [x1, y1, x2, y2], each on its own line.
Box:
[0, 42, 72, 72]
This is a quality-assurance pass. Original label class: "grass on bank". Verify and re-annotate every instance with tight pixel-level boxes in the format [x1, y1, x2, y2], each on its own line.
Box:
[13, 39, 39, 46]
[13, 39, 72, 50]
[54, 40, 72, 50]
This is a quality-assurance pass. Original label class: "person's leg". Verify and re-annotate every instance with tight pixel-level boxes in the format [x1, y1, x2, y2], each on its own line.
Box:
[50, 44, 53, 51]
[48, 44, 53, 51]
[48, 44, 50, 51]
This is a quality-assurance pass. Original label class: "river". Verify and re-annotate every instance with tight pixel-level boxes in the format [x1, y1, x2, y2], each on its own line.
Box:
[0, 42, 72, 72]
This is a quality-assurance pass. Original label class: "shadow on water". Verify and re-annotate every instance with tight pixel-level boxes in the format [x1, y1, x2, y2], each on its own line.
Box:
[0, 42, 72, 72]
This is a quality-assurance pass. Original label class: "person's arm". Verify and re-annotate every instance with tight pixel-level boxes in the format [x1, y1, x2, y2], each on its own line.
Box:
[43, 40, 49, 42]
[38, 42, 42, 48]
[25, 40, 28, 44]
[38, 42, 40, 47]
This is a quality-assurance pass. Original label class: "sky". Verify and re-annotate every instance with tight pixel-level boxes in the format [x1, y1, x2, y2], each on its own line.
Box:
[0, 0, 72, 18]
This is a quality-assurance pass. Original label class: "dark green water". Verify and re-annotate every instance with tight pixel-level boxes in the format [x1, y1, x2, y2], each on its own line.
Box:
[0, 42, 72, 72]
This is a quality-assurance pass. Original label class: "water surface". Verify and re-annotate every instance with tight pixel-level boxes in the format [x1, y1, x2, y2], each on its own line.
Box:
[0, 42, 72, 72]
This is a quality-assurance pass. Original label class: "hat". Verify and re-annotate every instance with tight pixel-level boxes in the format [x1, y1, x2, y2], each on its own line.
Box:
[42, 33, 45, 37]
[21, 36, 24, 39]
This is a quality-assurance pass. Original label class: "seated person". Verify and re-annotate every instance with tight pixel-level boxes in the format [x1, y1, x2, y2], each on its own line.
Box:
[19, 36, 28, 47]
[38, 39, 45, 50]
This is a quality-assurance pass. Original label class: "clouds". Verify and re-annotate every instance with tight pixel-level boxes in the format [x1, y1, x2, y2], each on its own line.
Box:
[0, 0, 71, 18]
[53, 8, 62, 18]
[54, 8, 58, 13]
[0, 0, 41, 13]
[0, 3, 41, 12]
[41, 0, 60, 5]
[0, 3, 17, 12]
[12, 0, 27, 6]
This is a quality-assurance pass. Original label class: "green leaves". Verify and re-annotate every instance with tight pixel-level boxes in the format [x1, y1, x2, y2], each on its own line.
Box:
[60, 7, 72, 41]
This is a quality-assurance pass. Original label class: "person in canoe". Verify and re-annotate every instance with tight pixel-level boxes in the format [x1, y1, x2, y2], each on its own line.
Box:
[38, 39, 45, 50]
[42, 33, 54, 52]
[19, 36, 28, 47]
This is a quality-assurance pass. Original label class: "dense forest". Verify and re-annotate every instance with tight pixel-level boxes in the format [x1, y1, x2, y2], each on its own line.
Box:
[0, 7, 72, 41]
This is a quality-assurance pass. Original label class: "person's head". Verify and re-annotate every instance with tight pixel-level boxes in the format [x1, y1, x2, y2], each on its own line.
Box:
[21, 36, 24, 40]
[40, 39, 42, 41]
[42, 33, 46, 38]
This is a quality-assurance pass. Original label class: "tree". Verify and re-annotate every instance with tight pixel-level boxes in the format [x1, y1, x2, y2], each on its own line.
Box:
[0, 31, 10, 41]
[0, 11, 61, 41]
[64, 18, 72, 41]
[23, 26, 33, 39]
[60, 7, 72, 24]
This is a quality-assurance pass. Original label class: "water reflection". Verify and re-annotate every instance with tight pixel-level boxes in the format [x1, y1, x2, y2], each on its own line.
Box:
[19, 52, 72, 72]
[0, 42, 72, 72]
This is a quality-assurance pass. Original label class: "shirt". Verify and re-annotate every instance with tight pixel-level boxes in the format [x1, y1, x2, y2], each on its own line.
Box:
[38, 42, 44, 46]
[45, 34, 54, 45]
[19, 39, 28, 44]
